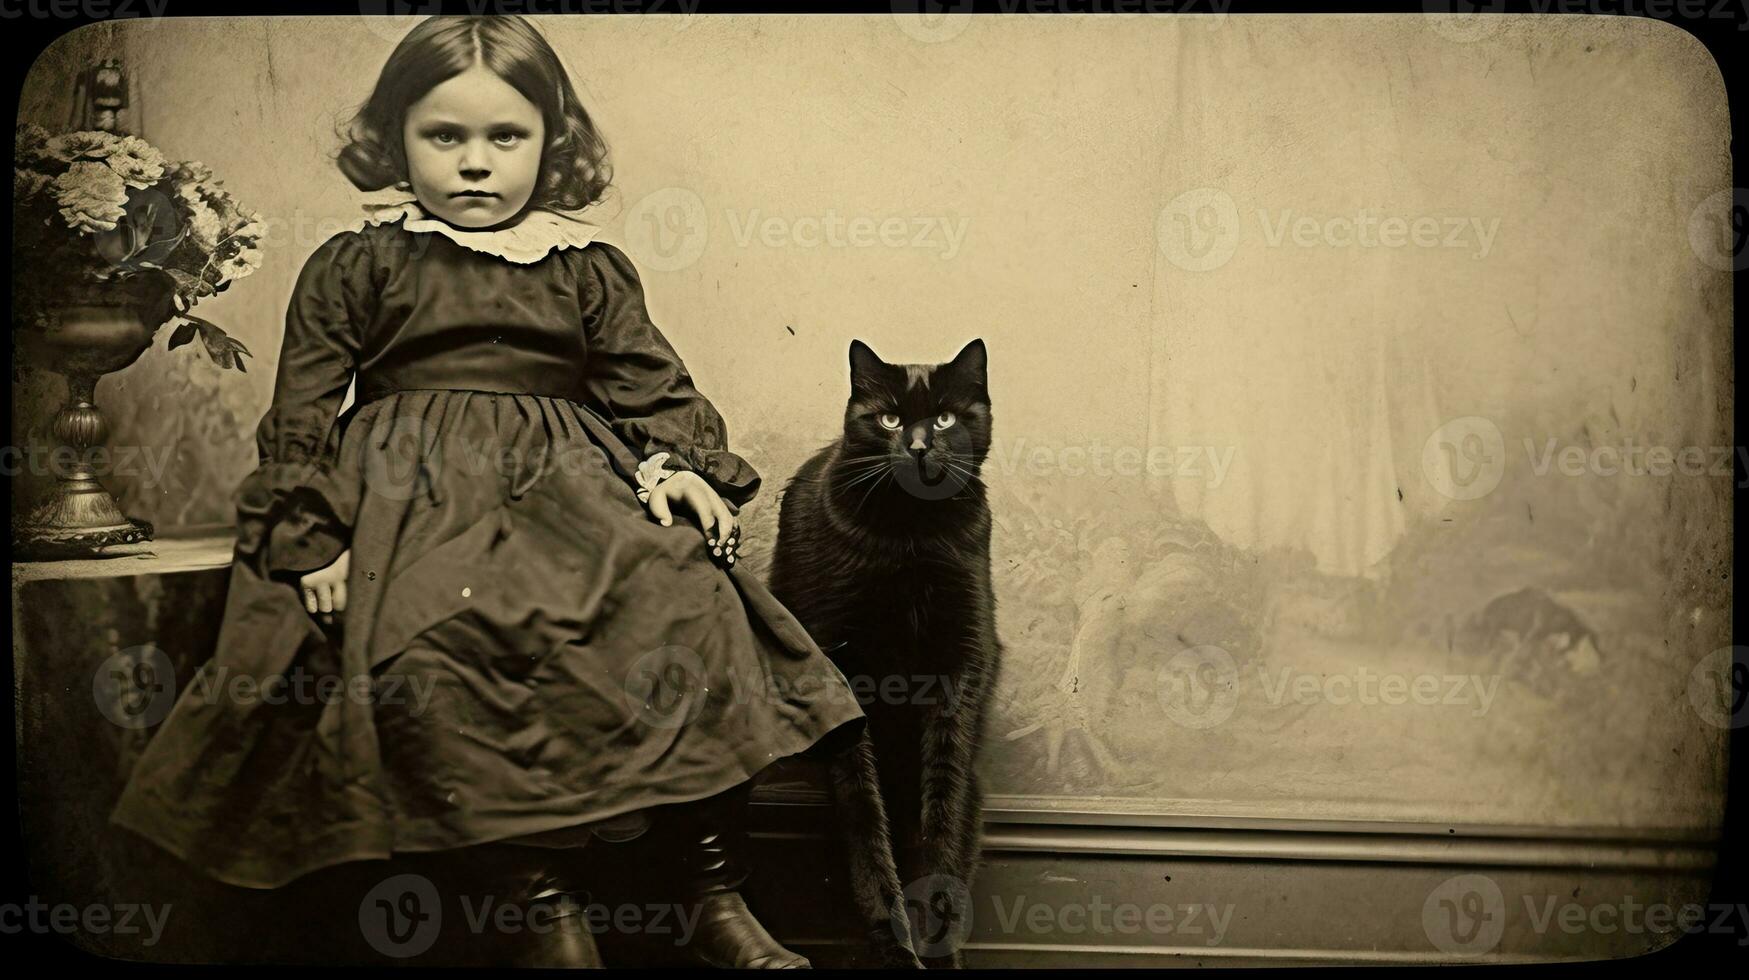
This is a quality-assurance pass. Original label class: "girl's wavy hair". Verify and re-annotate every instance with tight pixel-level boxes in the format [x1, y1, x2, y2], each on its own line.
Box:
[336, 16, 611, 213]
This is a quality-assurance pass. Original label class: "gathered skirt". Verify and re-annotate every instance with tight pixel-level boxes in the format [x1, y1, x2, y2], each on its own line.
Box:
[109, 389, 864, 889]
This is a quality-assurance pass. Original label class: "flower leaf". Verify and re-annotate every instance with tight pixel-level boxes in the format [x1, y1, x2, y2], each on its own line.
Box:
[164, 267, 199, 290]
[167, 319, 198, 351]
[178, 313, 253, 372]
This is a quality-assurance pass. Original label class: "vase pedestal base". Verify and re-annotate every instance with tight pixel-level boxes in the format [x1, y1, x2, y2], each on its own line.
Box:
[15, 479, 156, 562]
[14, 313, 166, 563]
[15, 520, 157, 562]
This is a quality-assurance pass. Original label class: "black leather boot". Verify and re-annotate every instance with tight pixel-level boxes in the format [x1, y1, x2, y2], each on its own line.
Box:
[450, 846, 604, 968]
[497, 866, 604, 968]
[662, 782, 809, 969]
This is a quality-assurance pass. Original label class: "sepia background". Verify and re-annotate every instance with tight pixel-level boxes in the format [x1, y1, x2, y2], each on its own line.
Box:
[15, 14, 1731, 839]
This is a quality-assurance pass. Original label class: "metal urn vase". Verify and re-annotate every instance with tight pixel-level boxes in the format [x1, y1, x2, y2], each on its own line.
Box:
[15, 272, 177, 560]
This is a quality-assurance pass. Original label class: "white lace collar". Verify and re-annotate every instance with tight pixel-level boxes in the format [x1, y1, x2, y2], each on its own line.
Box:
[358, 199, 603, 264]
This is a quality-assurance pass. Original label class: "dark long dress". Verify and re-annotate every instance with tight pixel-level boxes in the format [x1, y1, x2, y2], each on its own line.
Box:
[109, 215, 864, 889]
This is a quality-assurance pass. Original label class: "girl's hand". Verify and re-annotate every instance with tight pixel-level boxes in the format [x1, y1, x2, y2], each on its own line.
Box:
[299, 548, 351, 619]
[646, 472, 740, 567]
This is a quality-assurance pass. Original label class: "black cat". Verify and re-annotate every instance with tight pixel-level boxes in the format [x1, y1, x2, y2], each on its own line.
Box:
[769, 338, 1002, 969]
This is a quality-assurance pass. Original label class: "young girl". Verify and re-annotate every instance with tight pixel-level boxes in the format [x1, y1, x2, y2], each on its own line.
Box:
[110, 15, 863, 969]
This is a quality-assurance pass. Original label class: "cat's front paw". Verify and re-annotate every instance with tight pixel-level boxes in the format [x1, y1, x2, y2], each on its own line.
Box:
[886, 949, 928, 969]
[865, 928, 925, 969]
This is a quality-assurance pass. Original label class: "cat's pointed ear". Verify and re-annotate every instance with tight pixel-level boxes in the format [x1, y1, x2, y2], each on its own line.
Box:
[948, 338, 988, 385]
[849, 339, 886, 379]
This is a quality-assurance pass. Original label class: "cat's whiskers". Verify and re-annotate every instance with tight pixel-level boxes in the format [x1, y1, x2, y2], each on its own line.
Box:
[837, 456, 893, 473]
[829, 462, 892, 489]
[833, 454, 898, 476]
[839, 465, 895, 493]
[851, 467, 894, 516]
[929, 457, 982, 488]
[837, 455, 894, 476]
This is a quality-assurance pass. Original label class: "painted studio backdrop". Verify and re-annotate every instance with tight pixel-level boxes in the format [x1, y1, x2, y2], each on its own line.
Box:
[15, 15, 1731, 835]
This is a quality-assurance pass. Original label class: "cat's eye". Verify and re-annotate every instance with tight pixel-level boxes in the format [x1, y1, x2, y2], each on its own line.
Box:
[877, 413, 902, 430]
[934, 412, 956, 430]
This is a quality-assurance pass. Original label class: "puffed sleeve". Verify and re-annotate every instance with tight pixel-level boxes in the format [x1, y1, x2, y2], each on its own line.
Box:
[233, 230, 374, 581]
[578, 241, 762, 508]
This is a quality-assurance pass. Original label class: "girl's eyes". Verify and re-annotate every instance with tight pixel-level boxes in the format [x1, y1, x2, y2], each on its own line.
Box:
[877, 413, 902, 430]
[429, 132, 524, 147]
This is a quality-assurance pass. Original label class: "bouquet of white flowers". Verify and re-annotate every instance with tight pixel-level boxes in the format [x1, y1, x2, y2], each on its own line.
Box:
[13, 123, 263, 371]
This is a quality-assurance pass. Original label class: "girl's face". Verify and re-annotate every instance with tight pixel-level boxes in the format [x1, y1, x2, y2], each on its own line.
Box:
[402, 66, 545, 228]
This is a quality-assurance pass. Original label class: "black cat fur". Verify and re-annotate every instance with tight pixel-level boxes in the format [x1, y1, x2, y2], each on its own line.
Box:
[769, 339, 1003, 969]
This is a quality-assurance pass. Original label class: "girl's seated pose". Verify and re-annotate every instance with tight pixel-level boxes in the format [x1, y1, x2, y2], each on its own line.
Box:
[110, 14, 864, 969]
